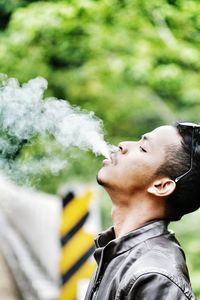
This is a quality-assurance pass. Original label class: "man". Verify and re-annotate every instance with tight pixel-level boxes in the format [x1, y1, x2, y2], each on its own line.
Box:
[85, 122, 199, 300]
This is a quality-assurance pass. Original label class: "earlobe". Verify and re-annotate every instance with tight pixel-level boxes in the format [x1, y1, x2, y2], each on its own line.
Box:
[147, 178, 176, 197]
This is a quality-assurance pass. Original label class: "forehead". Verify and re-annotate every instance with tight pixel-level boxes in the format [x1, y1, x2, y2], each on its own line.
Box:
[146, 125, 182, 148]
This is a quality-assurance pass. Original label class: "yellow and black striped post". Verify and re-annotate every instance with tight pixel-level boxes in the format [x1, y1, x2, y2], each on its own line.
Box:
[59, 190, 97, 300]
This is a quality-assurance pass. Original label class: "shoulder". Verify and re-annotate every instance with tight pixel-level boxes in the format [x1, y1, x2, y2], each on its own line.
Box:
[120, 271, 195, 300]
[134, 232, 189, 278]
[126, 233, 188, 279]
[117, 236, 194, 299]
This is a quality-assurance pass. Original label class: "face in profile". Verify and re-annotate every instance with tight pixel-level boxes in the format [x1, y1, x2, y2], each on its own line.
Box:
[97, 125, 182, 196]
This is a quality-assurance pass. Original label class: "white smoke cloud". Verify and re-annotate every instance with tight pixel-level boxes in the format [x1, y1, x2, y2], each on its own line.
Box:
[0, 76, 117, 181]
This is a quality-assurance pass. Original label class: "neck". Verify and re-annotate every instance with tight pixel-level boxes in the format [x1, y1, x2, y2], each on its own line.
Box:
[107, 190, 165, 238]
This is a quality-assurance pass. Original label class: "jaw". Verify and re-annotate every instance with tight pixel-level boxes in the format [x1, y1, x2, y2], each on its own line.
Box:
[97, 167, 129, 197]
[97, 167, 154, 207]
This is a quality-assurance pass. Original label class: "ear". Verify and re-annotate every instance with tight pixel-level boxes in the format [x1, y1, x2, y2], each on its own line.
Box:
[147, 178, 176, 197]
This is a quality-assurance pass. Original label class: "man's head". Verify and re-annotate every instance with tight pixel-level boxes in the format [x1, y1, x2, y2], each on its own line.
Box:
[97, 123, 200, 221]
[156, 122, 200, 221]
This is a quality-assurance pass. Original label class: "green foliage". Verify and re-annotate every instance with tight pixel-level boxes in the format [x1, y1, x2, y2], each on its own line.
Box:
[171, 211, 200, 299]
[2, 0, 200, 141]
[1, 1, 200, 295]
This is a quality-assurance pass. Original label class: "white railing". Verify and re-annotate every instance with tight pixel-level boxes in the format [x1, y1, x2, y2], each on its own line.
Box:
[0, 175, 61, 300]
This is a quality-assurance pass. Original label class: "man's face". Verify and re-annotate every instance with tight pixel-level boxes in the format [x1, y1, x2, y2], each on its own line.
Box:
[97, 125, 182, 195]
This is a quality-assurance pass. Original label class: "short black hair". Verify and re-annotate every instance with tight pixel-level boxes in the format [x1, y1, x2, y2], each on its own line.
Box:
[155, 122, 200, 221]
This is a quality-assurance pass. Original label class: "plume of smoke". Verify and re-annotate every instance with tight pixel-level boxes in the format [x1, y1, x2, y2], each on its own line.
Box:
[0, 75, 117, 182]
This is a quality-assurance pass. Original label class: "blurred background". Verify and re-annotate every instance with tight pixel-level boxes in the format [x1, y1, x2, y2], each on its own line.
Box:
[0, 0, 200, 299]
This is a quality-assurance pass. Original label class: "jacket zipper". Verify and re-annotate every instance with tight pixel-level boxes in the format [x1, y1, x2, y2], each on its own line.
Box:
[90, 275, 103, 300]
[90, 261, 108, 299]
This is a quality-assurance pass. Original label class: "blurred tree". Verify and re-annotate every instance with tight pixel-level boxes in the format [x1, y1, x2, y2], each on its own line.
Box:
[1, 0, 200, 184]
[1, 1, 200, 297]
[1, 0, 200, 186]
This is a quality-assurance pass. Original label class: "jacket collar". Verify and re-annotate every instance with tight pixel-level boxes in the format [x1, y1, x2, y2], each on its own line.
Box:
[94, 220, 169, 264]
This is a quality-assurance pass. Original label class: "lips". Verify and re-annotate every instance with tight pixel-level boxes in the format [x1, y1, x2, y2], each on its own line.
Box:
[102, 158, 111, 166]
[102, 154, 117, 166]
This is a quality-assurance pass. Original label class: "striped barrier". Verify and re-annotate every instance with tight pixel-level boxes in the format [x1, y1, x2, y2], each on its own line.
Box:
[59, 189, 97, 300]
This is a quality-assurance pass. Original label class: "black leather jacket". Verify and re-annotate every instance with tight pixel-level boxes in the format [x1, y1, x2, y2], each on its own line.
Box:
[85, 220, 196, 300]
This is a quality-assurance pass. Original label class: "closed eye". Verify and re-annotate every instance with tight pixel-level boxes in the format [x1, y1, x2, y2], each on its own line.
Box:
[140, 146, 147, 153]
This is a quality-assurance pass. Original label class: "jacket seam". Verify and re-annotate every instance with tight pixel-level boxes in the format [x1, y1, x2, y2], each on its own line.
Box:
[142, 246, 188, 282]
[124, 271, 192, 299]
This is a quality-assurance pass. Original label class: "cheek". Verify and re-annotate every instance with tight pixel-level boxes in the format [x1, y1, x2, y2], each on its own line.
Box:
[97, 152, 159, 188]
[121, 157, 157, 186]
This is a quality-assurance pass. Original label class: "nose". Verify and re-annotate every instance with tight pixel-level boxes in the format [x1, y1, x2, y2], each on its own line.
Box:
[118, 142, 129, 154]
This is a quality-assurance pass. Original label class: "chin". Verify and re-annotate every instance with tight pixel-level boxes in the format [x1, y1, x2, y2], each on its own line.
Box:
[96, 174, 104, 186]
[96, 167, 108, 186]
[96, 169, 105, 186]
